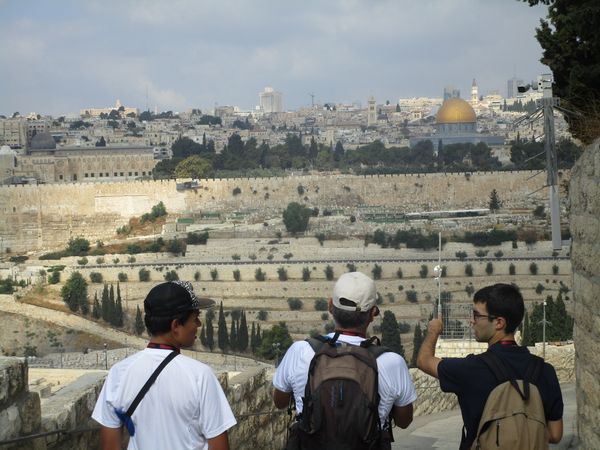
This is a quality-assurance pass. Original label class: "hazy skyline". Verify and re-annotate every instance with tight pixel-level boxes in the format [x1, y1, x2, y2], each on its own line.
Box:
[1, 0, 550, 116]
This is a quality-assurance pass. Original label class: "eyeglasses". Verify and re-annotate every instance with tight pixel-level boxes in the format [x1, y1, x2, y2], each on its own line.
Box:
[472, 310, 497, 321]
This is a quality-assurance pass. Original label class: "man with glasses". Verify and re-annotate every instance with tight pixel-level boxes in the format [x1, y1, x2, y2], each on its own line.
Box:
[417, 283, 563, 449]
[92, 281, 236, 450]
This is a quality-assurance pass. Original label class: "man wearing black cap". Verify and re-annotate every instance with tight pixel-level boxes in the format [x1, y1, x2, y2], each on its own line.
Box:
[92, 281, 236, 450]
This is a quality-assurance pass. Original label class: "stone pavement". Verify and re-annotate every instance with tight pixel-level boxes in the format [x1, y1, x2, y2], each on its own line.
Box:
[392, 383, 577, 449]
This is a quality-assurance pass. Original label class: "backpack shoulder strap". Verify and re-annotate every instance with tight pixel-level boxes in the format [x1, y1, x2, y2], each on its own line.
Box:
[524, 354, 545, 384]
[305, 335, 328, 353]
[479, 350, 527, 400]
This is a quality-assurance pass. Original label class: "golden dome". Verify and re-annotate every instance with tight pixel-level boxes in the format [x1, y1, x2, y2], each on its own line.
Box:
[436, 98, 476, 124]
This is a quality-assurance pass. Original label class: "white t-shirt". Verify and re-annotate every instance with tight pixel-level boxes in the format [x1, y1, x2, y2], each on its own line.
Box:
[273, 333, 417, 425]
[92, 348, 236, 450]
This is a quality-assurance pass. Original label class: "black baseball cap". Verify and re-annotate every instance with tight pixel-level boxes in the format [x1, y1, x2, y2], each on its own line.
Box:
[144, 281, 215, 317]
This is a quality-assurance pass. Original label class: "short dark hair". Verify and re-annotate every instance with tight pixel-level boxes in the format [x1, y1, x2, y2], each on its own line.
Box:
[144, 309, 195, 336]
[473, 283, 524, 334]
[332, 302, 371, 329]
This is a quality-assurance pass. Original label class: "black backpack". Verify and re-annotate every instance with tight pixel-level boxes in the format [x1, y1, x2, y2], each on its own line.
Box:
[295, 333, 392, 450]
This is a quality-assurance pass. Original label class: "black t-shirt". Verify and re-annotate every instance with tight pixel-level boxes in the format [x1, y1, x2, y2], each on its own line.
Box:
[438, 343, 564, 450]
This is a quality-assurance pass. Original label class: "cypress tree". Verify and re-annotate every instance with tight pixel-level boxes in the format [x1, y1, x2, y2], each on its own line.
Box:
[238, 311, 249, 352]
[108, 284, 116, 325]
[79, 289, 90, 316]
[230, 316, 238, 352]
[217, 302, 229, 352]
[256, 323, 261, 350]
[410, 323, 423, 368]
[206, 317, 214, 351]
[250, 322, 256, 353]
[115, 295, 124, 327]
[134, 305, 145, 335]
[522, 311, 531, 346]
[381, 310, 405, 358]
[92, 292, 101, 319]
[200, 325, 207, 346]
[101, 284, 110, 321]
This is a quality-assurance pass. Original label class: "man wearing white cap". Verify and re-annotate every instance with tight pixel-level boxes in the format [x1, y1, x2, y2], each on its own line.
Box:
[273, 272, 416, 449]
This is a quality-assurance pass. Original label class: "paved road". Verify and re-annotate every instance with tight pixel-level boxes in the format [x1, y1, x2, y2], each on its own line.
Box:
[392, 383, 577, 449]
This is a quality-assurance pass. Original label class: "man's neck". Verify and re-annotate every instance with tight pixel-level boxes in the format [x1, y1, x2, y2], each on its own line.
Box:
[149, 334, 181, 349]
[334, 328, 367, 338]
[488, 332, 515, 347]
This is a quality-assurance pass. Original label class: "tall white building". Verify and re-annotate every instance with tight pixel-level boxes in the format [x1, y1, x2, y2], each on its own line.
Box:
[367, 96, 377, 126]
[259, 87, 283, 113]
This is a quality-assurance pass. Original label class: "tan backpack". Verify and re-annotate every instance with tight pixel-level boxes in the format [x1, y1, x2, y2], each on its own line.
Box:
[471, 351, 548, 450]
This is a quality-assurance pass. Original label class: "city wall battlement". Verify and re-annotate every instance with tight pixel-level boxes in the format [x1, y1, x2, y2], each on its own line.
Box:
[0, 170, 568, 253]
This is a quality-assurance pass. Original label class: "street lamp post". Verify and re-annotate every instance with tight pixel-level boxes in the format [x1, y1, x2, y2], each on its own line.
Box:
[103, 343, 108, 370]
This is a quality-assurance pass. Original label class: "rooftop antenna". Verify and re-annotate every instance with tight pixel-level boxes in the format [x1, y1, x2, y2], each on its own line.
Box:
[513, 74, 562, 250]
[308, 93, 315, 108]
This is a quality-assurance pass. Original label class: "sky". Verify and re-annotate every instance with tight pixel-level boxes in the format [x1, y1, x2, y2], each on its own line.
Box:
[0, 0, 551, 116]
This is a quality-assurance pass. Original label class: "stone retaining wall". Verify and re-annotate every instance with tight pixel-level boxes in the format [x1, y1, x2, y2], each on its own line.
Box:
[569, 139, 600, 449]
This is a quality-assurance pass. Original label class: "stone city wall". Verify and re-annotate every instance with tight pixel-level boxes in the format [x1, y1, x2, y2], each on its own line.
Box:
[0, 170, 568, 253]
[569, 139, 600, 449]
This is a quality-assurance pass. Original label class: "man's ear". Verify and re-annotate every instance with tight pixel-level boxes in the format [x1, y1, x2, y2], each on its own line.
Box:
[495, 316, 507, 331]
[170, 318, 180, 333]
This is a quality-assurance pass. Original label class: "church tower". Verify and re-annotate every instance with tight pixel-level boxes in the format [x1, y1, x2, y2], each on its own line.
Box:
[471, 79, 479, 106]
[367, 96, 377, 126]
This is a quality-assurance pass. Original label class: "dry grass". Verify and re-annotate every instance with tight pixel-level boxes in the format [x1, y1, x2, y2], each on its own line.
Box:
[19, 285, 70, 314]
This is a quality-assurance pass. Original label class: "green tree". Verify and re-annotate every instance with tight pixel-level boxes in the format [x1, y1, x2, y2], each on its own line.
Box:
[66, 237, 90, 256]
[520, 0, 600, 144]
[60, 272, 87, 312]
[372, 264, 382, 280]
[256, 322, 293, 360]
[419, 265, 428, 278]
[217, 302, 229, 352]
[230, 316, 238, 352]
[92, 292, 101, 319]
[210, 268, 219, 281]
[206, 317, 214, 351]
[277, 267, 288, 281]
[250, 322, 257, 353]
[255, 268, 266, 281]
[324, 265, 334, 281]
[411, 323, 423, 368]
[48, 270, 60, 284]
[135, 305, 145, 335]
[485, 262, 494, 275]
[282, 202, 312, 233]
[302, 267, 311, 281]
[465, 264, 474, 277]
[489, 189, 501, 212]
[114, 284, 124, 327]
[200, 325, 207, 347]
[509, 263, 516, 275]
[287, 298, 303, 310]
[381, 311, 405, 358]
[238, 311, 249, 352]
[174, 155, 213, 179]
[139, 268, 150, 282]
[233, 269, 241, 281]
[529, 262, 539, 275]
[314, 298, 328, 311]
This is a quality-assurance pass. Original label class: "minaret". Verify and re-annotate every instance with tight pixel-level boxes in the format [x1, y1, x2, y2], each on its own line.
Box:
[367, 96, 377, 126]
[471, 79, 479, 106]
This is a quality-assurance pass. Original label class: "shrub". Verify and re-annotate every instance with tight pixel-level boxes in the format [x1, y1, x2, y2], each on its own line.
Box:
[465, 284, 475, 296]
[320, 313, 329, 321]
[386, 293, 395, 303]
[210, 269, 218, 281]
[302, 267, 311, 281]
[552, 264, 559, 275]
[396, 268, 403, 279]
[127, 256, 136, 263]
[118, 272, 128, 282]
[509, 263, 516, 275]
[66, 237, 90, 256]
[126, 244, 142, 254]
[512, 240, 518, 249]
[535, 283, 545, 294]
[255, 268, 266, 281]
[164, 270, 179, 281]
[277, 267, 288, 281]
[529, 262, 539, 275]
[349, 215, 356, 223]
[89, 272, 103, 283]
[187, 231, 209, 245]
[475, 249, 489, 258]
[138, 268, 150, 282]
[9, 255, 28, 263]
[194, 271, 201, 281]
[257, 309, 268, 321]
[233, 269, 241, 281]
[248, 253, 257, 261]
[485, 262, 494, 275]
[324, 265, 334, 281]
[419, 265, 428, 278]
[113, 258, 120, 264]
[48, 271, 61, 284]
[314, 298, 328, 311]
[494, 251, 504, 258]
[455, 251, 468, 261]
[267, 254, 274, 261]
[77, 257, 88, 266]
[297, 185, 305, 195]
[287, 298, 303, 310]
[465, 264, 473, 277]
[372, 264, 382, 280]
[316, 233, 326, 246]
[405, 290, 418, 303]
[96, 257, 105, 265]
[283, 253, 293, 260]
[232, 187, 241, 196]
[346, 263, 356, 272]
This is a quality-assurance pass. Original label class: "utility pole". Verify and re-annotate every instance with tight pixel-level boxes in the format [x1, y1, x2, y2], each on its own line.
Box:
[433, 232, 443, 326]
[540, 299, 552, 359]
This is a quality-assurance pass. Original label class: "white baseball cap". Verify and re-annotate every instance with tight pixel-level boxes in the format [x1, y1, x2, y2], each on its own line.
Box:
[332, 272, 378, 312]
